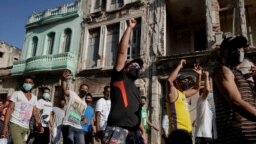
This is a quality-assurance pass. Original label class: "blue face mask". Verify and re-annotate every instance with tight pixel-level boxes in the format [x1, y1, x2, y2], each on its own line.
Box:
[43, 93, 50, 100]
[23, 83, 33, 92]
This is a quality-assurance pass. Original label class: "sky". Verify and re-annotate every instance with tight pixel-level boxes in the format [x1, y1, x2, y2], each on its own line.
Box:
[0, 0, 74, 49]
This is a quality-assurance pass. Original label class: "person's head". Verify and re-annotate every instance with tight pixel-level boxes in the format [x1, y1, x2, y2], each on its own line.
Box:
[124, 58, 144, 81]
[103, 86, 111, 100]
[22, 76, 35, 92]
[79, 84, 89, 98]
[168, 129, 192, 144]
[59, 98, 66, 108]
[140, 96, 147, 106]
[174, 75, 195, 92]
[85, 93, 93, 104]
[42, 87, 51, 101]
[220, 35, 248, 67]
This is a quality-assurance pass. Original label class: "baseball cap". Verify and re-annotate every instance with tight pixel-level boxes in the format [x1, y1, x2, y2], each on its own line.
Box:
[125, 58, 144, 68]
[176, 75, 193, 81]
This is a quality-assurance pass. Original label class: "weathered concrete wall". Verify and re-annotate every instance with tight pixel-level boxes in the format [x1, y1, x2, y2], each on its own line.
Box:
[0, 41, 21, 68]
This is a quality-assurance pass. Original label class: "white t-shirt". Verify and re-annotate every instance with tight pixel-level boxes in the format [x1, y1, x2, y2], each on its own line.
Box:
[195, 96, 213, 138]
[63, 90, 86, 129]
[10, 91, 38, 129]
[95, 98, 111, 131]
[37, 99, 53, 127]
[53, 107, 65, 128]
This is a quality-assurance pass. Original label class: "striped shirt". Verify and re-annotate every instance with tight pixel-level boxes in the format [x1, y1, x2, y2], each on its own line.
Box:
[213, 67, 256, 144]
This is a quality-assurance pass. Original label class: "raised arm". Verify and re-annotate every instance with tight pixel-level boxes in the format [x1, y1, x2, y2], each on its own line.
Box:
[167, 59, 186, 102]
[215, 66, 256, 121]
[201, 71, 210, 101]
[115, 18, 137, 71]
[61, 70, 71, 97]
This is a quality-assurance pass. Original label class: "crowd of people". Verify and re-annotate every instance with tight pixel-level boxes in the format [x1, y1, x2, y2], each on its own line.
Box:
[0, 18, 256, 144]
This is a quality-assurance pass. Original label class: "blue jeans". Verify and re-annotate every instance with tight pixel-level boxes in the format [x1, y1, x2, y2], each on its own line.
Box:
[52, 126, 62, 144]
[67, 126, 85, 144]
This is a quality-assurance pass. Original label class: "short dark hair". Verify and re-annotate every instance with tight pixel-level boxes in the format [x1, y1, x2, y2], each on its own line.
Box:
[23, 76, 35, 83]
[60, 98, 66, 103]
[104, 86, 110, 91]
[141, 96, 147, 100]
[79, 84, 89, 90]
[86, 93, 93, 98]
[43, 87, 50, 92]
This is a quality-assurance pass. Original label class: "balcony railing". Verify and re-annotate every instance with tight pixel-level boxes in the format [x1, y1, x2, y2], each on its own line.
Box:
[11, 52, 77, 75]
[28, 2, 79, 24]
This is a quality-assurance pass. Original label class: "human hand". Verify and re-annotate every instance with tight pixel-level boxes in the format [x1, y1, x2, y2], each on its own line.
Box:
[179, 59, 186, 68]
[2, 126, 8, 137]
[62, 70, 71, 79]
[142, 133, 147, 144]
[128, 18, 137, 29]
[193, 63, 202, 75]
[36, 123, 44, 133]
[203, 71, 209, 77]
[249, 66, 256, 76]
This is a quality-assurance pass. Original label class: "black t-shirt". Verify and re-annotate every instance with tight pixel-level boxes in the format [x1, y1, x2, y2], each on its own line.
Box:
[107, 69, 141, 130]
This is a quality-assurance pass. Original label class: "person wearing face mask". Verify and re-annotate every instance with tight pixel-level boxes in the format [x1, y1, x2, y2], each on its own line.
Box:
[61, 70, 87, 144]
[166, 59, 202, 136]
[2, 76, 43, 144]
[102, 18, 145, 144]
[213, 35, 256, 143]
[33, 87, 53, 144]
[51, 98, 66, 144]
[81, 93, 95, 144]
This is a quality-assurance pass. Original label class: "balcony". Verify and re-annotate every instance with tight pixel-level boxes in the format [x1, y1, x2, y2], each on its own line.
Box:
[27, 2, 80, 27]
[11, 52, 77, 76]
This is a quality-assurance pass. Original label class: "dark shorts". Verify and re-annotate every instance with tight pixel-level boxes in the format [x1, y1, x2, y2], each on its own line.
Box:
[84, 131, 93, 144]
[33, 127, 50, 144]
[195, 137, 213, 144]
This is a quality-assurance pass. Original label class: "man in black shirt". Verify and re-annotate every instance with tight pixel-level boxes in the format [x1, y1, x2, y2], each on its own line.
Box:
[102, 18, 145, 144]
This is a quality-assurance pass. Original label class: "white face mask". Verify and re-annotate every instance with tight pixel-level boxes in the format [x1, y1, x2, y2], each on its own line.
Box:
[43, 93, 50, 100]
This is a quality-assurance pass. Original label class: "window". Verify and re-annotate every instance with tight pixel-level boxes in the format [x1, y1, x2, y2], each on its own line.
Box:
[106, 0, 123, 12]
[194, 28, 207, 51]
[91, 0, 106, 13]
[0, 52, 3, 58]
[86, 28, 101, 68]
[47, 32, 55, 54]
[105, 23, 120, 67]
[63, 29, 72, 52]
[32, 36, 38, 56]
[128, 18, 141, 59]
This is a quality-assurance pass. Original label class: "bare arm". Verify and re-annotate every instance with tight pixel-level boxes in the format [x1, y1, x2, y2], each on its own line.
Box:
[49, 111, 54, 129]
[115, 18, 137, 71]
[2, 101, 15, 136]
[201, 71, 210, 101]
[215, 66, 256, 121]
[61, 70, 71, 97]
[33, 106, 42, 125]
[95, 111, 101, 132]
[146, 119, 159, 131]
[167, 59, 186, 102]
